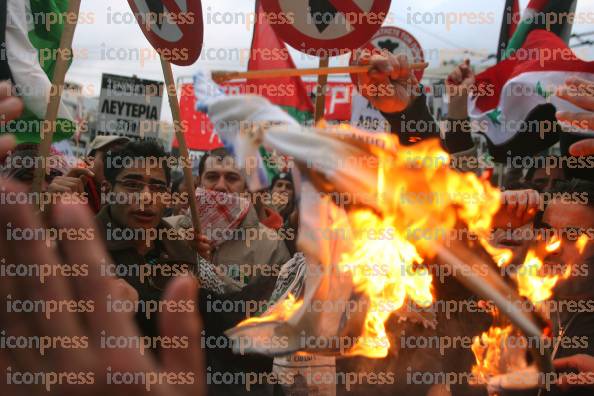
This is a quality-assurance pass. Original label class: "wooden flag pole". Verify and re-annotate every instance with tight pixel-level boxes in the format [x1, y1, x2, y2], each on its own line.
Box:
[212, 63, 429, 84]
[314, 56, 330, 123]
[160, 58, 202, 237]
[32, 0, 81, 200]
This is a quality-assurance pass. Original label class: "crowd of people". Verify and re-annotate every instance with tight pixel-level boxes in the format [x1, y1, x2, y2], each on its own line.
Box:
[0, 50, 593, 396]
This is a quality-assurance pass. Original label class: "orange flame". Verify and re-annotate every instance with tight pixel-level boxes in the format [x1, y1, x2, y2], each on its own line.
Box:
[473, 235, 569, 379]
[235, 129, 566, 365]
[334, 138, 504, 357]
[517, 236, 566, 305]
[471, 325, 518, 382]
[238, 294, 303, 327]
[577, 234, 589, 255]
[338, 210, 433, 357]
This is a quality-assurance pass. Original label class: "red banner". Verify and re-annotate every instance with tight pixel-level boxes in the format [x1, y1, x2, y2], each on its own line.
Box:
[304, 82, 355, 121]
[174, 84, 223, 151]
[175, 81, 356, 151]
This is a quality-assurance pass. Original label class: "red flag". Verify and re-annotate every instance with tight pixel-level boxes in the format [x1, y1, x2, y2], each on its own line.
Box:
[248, 0, 314, 123]
[173, 84, 222, 151]
[526, 0, 550, 11]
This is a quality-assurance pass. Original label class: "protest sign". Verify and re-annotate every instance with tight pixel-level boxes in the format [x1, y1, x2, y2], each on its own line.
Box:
[261, 0, 391, 121]
[127, 0, 204, 66]
[262, 0, 391, 54]
[350, 92, 389, 132]
[97, 73, 164, 140]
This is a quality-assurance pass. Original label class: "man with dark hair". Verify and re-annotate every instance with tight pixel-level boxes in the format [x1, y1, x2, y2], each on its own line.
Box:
[196, 147, 290, 289]
[0, 131, 206, 396]
[268, 172, 298, 255]
[96, 140, 197, 337]
[197, 147, 246, 193]
[269, 172, 295, 221]
[193, 147, 291, 396]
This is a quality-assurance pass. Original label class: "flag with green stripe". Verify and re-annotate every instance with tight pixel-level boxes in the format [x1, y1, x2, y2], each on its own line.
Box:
[1, 0, 75, 144]
[248, 0, 314, 124]
[503, 0, 577, 59]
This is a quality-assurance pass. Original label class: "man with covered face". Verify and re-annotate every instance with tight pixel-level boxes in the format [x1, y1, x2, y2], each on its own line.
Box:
[195, 147, 291, 289]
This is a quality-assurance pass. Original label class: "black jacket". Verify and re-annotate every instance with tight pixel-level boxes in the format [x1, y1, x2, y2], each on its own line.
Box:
[96, 206, 197, 338]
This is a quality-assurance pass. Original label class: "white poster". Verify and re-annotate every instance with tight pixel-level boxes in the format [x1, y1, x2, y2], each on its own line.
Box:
[97, 73, 164, 140]
[350, 92, 390, 132]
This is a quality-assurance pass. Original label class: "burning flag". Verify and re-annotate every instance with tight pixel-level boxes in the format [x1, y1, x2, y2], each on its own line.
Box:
[211, 96, 551, 366]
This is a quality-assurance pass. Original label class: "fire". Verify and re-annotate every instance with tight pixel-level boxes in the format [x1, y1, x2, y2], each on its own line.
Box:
[338, 210, 433, 358]
[472, 236, 567, 380]
[516, 251, 560, 305]
[515, 235, 568, 306]
[234, 127, 556, 364]
[471, 325, 520, 382]
[333, 138, 504, 358]
[237, 294, 303, 327]
[577, 234, 589, 255]
[235, 135, 511, 358]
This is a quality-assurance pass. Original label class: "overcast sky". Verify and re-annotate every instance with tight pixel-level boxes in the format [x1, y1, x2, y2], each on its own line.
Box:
[68, 0, 594, 120]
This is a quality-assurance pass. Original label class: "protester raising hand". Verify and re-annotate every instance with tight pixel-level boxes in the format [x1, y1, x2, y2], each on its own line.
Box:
[0, 180, 205, 396]
[556, 77, 594, 157]
[355, 51, 418, 113]
[446, 59, 476, 120]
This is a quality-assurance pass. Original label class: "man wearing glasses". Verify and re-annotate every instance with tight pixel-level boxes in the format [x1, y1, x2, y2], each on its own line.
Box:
[95, 140, 197, 338]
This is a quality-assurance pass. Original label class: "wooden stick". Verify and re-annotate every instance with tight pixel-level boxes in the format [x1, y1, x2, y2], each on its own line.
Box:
[160, 58, 202, 239]
[314, 56, 330, 123]
[212, 63, 429, 84]
[32, 0, 81, 200]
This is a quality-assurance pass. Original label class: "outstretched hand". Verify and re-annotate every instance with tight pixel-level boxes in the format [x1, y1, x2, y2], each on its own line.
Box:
[446, 59, 476, 120]
[556, 77, 594, 157]
[0, 177, 205, 396]
[554, 354, 594, 391]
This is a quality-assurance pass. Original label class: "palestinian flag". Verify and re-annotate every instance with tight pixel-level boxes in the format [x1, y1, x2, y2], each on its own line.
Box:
[248, 0, 314, 125]
[1, 0, 75, 143]
[497, 0, 520, 62]
[504, 0, 577, 59]
[503, 0, 549, 59]
[469, 29, 594, 150]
